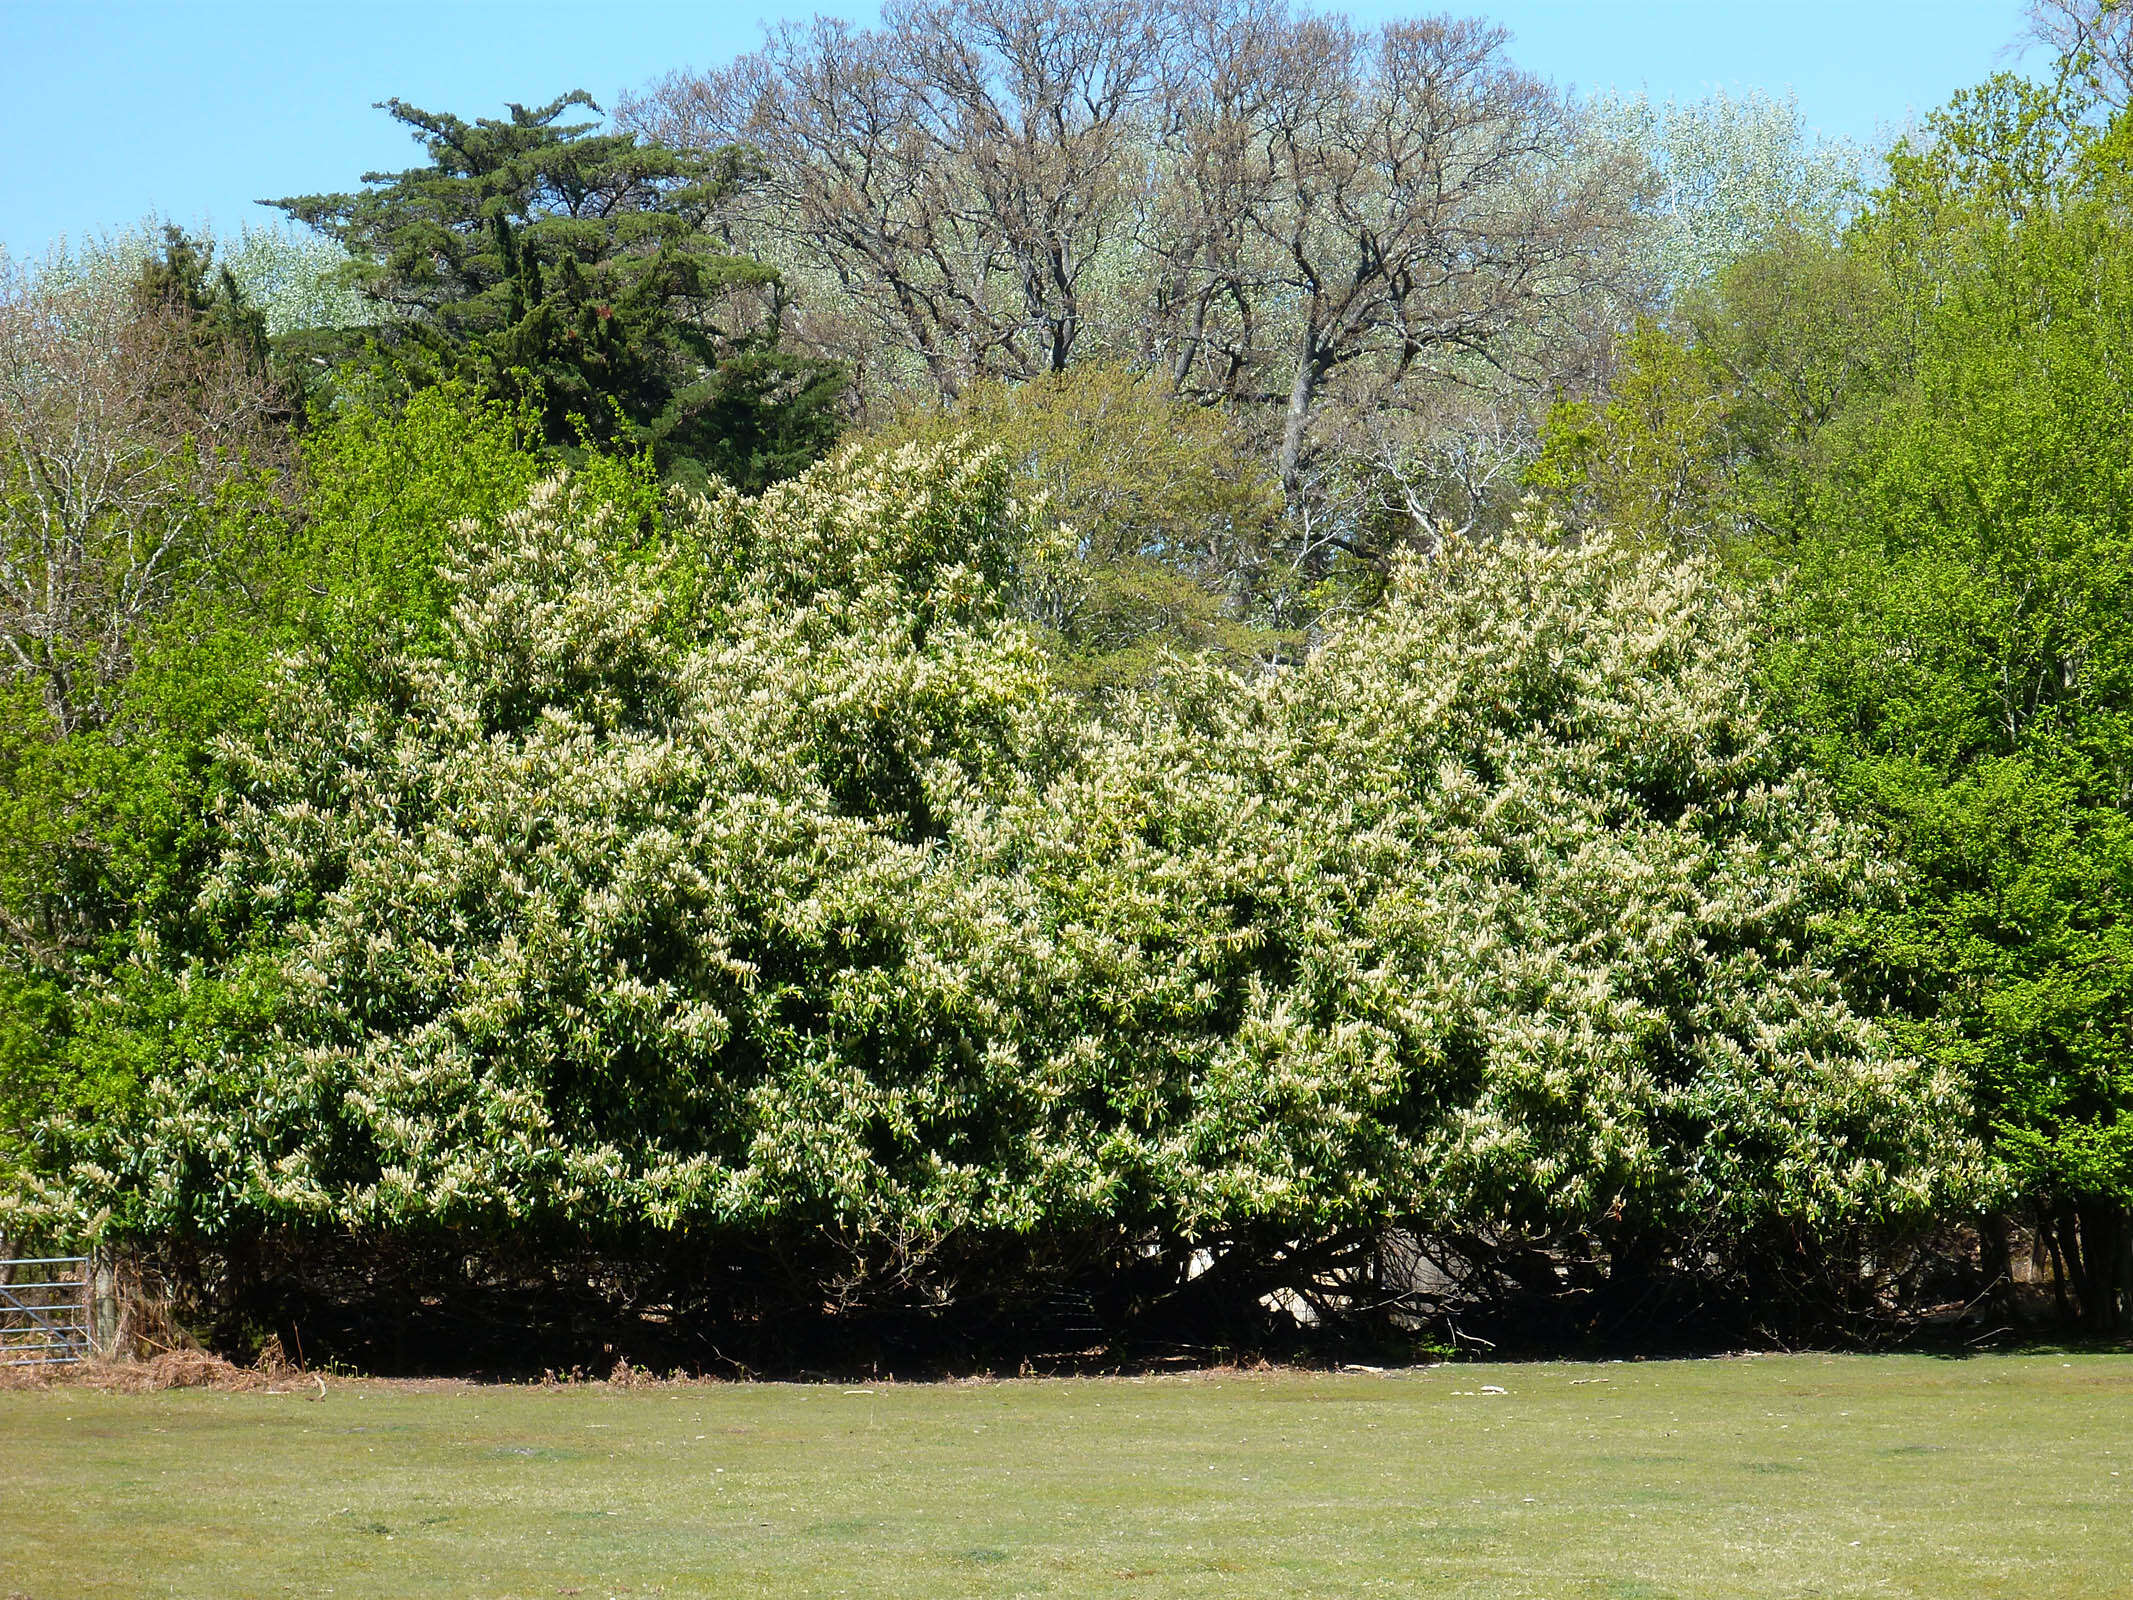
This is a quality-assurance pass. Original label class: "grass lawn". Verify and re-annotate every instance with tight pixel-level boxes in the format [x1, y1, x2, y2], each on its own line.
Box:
[1, 1353, 2127, 1598]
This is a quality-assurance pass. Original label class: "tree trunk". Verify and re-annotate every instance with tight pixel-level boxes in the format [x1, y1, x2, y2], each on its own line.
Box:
[2075, 1201, 2130, 1336]
[2044, 1210, 2074, 1323]
[1982, 1212, 2020, 1326]
[1279, 323, 1326, 497]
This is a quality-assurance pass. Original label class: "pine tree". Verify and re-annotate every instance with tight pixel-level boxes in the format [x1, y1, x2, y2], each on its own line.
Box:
[272, 93, 844, 489]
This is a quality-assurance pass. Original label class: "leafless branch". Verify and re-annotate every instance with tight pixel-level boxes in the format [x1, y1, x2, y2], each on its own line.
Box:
[0, 259, 285, 734]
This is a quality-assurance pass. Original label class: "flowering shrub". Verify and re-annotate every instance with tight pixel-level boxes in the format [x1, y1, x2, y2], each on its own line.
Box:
[26, 443, 1977, 1307]
[1029, 526, 1980, 1246]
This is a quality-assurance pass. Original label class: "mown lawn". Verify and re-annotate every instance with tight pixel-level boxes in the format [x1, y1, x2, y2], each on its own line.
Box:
[1, 1353, 2126, 1598]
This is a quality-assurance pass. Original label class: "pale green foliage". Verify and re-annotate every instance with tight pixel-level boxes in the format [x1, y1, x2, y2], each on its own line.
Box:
[865, 366, 1288, 684]
[1593, 89, 1869, 296]
[33, 449, 1975, 1254]
[220, 225, 373, 338]
[19, 222, 370, 339]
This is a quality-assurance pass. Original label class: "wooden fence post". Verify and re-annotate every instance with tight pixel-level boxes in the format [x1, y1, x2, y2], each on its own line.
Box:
[90, 1250, 119, 1358]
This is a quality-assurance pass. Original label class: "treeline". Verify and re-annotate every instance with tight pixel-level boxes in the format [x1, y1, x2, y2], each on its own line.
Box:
[0, 0, 2128, 1368]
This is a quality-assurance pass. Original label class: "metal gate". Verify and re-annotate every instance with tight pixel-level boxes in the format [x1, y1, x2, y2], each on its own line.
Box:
[1, 1257, 91, 1366]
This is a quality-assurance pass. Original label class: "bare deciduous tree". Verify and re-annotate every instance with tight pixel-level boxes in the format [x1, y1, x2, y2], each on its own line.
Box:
[625, 0, 1169, 396]
[0, 256, 283, 735]
[915, 0, 1173, 374]
[1133, 0, 1291, 398]
[1187, 12, 1630, 490]
[628, 0, 1639, 585]
[630, 3, 1634, 483]
[2028, 0, 2133, 111]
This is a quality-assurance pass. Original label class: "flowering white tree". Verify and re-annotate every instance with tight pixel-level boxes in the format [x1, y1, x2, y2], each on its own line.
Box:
[27, 223, 371, 341]
[1591, 89, 1869, 298]
[221, 226, 373, 339]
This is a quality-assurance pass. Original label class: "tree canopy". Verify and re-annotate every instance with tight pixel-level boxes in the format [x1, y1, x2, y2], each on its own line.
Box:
[273, 92, 845, 489]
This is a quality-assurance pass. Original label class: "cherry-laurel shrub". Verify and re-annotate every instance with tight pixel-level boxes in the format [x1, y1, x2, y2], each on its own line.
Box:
[24, 445, 1979, 1290]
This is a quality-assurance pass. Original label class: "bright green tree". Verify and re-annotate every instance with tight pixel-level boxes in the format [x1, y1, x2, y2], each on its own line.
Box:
[1765, 98, 2133, 1330]
[1548, 74, 2133, 1330]
[865, 366, 1289, 689]
[0, 387, 554, 1186]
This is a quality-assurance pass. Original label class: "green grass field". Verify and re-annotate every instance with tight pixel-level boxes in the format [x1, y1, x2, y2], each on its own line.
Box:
[2, 1353, 2127, 1598]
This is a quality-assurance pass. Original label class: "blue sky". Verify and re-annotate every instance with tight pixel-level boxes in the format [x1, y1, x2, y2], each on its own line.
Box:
[0, 0, 2043, 262]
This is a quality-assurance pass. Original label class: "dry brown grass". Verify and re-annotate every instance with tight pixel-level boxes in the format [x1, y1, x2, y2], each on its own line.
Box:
[1, 1348, 276, 1393]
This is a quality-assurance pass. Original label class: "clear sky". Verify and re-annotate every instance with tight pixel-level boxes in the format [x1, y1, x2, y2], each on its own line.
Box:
[0, 0, 2044, 263]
